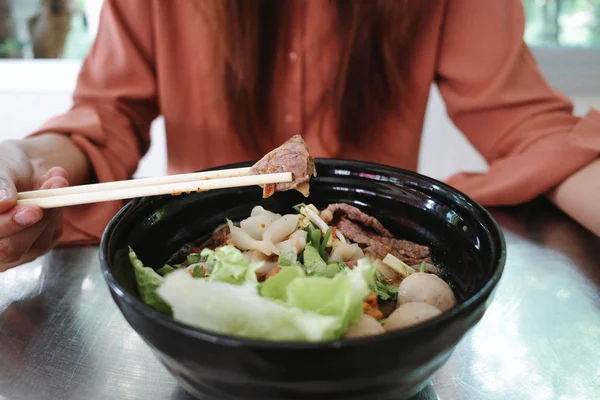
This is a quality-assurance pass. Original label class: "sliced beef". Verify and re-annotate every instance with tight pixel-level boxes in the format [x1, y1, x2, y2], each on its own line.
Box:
[322, 203, 392, 237]
[249, 135, 316, 198]
[336, 218, 430, 265]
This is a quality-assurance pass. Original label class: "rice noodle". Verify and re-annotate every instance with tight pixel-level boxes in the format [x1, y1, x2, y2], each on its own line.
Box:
[276, 230, 308, 253]
[262, 214, 301, 255]
[329, 242, 364, 263]
[227, 220, 274, 255]
[246, 250, 278, 274]
[240, 209, 280, 240]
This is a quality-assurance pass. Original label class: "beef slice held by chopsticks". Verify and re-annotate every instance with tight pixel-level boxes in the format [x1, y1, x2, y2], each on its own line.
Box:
[250, 135, 316, 198]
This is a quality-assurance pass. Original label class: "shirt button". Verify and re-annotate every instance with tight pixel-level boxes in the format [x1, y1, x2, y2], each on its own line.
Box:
[284, 114, 294, 123]
[288, 51, 298, 62]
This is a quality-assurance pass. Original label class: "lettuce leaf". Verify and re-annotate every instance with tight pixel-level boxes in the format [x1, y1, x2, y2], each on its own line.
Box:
[157, 270, 341, 341]
[286, 260, 373, 335]
[156, 264, 176, 276]
[144, 244, 375, 341]
[129, 247, 172, 315]
[260, 266, 306, 301]
[202, 246, 261, 285]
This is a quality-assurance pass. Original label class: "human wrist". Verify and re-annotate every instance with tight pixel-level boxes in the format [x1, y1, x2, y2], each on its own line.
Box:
[21, 133, 93, 186]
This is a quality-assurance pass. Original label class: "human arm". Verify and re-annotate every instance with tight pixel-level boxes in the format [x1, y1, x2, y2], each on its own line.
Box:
[435, 0, 600, 233]
[547, 159, 600, 236]
[0, 133, 91, 271]
[26, 0, 159, 245]
[0, 0, 159, 271]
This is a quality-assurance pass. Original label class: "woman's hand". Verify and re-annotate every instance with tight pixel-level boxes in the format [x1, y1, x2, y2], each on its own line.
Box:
[547, 157, 600, 237]
[0, 140, 70, 271]
[0, 137, 83, 272]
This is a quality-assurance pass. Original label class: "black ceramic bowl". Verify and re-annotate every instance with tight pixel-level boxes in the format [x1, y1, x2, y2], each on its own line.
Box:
[99, 159, 506, 400]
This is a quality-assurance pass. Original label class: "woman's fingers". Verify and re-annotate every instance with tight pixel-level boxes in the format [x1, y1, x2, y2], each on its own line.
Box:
[0, 208, 64, 271]
[0, 163, 70, 271]
[39, 175, 70, 190]
[0, 174, 18, 214]
[38, 166, 69, 187]
[0, 218, 49, 270]
[0, 205, 44, 237]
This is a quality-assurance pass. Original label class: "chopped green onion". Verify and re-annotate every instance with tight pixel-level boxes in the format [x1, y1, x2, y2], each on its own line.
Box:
[420, 261, 426, 273]
[319, 229, 332, 259]
[310, 228, 322, 250]
[293, 203, 307, 213]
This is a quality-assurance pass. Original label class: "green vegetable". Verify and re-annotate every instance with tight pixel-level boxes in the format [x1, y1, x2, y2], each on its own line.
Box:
[129, 247, 172, 315]
[187, 253, 202, 265]
[113, 247, 136, 293]
[319, 229, 332, 259]
[373, 270, 399, 301]
[278, 248, 297, 267]
[156, 264, 176, 277]
[293, 203, 307, 213]
[286, 260, 374, 335]
[155, 257, 376, 342]
[260, 266, 306, 301]
[419, 261, 426, 273]
[192, 265, 205, 278]
[322, 263, 345, 278]
[310, 228, 322, 249]
[303, 244, 327, 275]
[202, 246, 261, 285]
[157, 271, 341, 341]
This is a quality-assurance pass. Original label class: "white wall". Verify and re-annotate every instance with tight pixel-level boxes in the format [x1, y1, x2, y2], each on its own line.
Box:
[0, 61, 167, 178]
[0, 60, 598, 180]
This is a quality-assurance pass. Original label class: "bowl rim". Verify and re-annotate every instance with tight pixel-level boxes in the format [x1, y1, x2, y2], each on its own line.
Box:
[99, 158, 506, 349]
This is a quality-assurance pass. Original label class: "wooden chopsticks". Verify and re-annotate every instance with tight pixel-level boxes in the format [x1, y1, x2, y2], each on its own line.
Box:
[17, 167, 292, 209]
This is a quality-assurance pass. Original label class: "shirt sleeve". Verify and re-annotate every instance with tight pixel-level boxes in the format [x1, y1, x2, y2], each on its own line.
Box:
[28, 0, 159, 246]
[436, 0, 600, 206]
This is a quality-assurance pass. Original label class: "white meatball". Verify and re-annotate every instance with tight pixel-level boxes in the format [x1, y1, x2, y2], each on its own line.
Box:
[397, 272, 456, 312]
[384, 302, 442, 331]
[343, 315, 385, 339]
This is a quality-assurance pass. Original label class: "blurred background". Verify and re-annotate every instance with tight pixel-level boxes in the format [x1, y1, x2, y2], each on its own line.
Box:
[0, 0, 599, 179]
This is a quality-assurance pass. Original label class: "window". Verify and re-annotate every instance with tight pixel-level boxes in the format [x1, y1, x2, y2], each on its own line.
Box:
[522, 0, 600, 47]
[2, 1, 599, 57]
[522, 0, 600, 94]
[0, 0, 102, 59]
[1, 1, 598, 93]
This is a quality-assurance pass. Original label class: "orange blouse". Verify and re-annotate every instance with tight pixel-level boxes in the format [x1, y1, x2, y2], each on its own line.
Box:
[31, 0, 600, 246]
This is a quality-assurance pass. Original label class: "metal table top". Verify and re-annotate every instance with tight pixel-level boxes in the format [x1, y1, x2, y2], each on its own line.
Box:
[1, 200, 599, 400]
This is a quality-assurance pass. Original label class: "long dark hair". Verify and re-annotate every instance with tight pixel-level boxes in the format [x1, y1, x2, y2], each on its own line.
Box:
[194, 0, 431, 152]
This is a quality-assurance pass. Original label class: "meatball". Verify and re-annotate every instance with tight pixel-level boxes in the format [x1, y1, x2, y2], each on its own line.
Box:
[384, 302, 442, 331]
[343, 315, 385, 339]
[397, 272, 456, 312]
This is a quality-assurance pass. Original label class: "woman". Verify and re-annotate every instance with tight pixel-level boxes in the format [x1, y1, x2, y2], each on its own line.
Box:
[0, 0, 599, 271]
